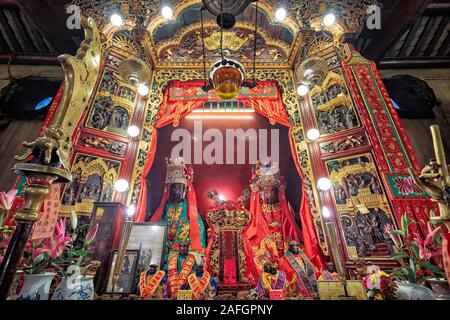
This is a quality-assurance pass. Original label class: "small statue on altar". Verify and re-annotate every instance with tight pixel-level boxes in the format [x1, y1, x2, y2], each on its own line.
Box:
[150, 158, 206, 258]
[246, 161, 302, 256]
[165, 242, 197, 299]
[279, 240, 319, 298]
[255, 262, 289, 300]
[318, 262, 340, 281]
[187, 264, 218, 300]
[138, 264, 167, 299]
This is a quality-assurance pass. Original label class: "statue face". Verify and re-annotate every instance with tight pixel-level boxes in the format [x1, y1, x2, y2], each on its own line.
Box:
[288, 243, 300, 254]
[326, 262, 335, 273]
[148, 265, 157, 274]
[179, 243, 189, 256]
[169, 183, 186, 203]
[260, 186, 278, 204]
[263, 263, 278, 275]
[196, 265, 204, 274]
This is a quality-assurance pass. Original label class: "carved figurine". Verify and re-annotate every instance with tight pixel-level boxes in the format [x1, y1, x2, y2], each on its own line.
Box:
[15, 126, 71, 170]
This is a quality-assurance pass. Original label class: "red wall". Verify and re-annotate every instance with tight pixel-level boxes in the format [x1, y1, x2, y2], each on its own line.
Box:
[145, 112, 302, 222]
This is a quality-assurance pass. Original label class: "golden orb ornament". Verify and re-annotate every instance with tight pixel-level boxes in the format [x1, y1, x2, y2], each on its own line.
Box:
[209, 58, 245, 100]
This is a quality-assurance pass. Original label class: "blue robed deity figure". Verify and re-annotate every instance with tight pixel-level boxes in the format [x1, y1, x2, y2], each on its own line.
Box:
[150, 158, 206, 262]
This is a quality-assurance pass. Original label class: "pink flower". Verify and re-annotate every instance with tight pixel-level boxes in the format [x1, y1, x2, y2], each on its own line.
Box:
[32, 219, 71, 260]
[85, 223, 98, 245]
[384, 224, 401, 247]
[414, 224, 442, 260]
[0, 235, 9, 248]
[393, 177, 423, 195]
[0, 189, 18, 210]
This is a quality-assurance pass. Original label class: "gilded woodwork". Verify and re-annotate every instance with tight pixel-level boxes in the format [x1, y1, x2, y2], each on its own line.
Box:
[54, 17, 103, 171]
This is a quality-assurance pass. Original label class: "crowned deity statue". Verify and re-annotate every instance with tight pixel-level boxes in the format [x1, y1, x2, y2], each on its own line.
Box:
[317, 262, 340, 281]
[150, 158, 206, 259]
[187, 263, 218, 300]
[279, 241, 319, 298]
[246, 161, 302, 257]
[165, 242, 197, 299]
[138, 264, 167, 299]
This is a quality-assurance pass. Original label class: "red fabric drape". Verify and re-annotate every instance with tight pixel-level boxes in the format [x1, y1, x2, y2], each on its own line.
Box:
[135, 80, 325, 267]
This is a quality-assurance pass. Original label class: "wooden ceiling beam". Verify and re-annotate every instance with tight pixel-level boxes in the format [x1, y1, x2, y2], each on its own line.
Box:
[0, 53, 59, 65]
[378, 56, 450, 69]
[14, 0, 78, 55]
[362, 0, 432, 62]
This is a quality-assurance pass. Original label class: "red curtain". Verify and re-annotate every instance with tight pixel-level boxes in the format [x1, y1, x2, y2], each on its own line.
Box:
[134, 80, 325, 268]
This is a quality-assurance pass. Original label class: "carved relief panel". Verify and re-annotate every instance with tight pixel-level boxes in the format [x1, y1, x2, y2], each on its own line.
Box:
[311, 70, 360, 136]
[61, 153, 121, 215]
[326, 153, 395, 261]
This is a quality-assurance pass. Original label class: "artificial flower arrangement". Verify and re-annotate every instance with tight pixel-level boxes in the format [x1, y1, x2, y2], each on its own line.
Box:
[384, 213, 446, 284]
[20, 210, 98, 276]
[0, 189, 18, 265]
[362, 269, 398, 300]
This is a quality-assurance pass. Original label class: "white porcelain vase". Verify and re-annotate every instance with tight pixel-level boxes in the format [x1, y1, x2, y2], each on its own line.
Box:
[16, 272, 56, 300]
[51, 275, 95, 300]
[396, 282, 434, 300]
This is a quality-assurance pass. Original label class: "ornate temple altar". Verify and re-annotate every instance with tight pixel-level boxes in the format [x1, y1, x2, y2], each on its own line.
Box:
[0, 0, 446, 301]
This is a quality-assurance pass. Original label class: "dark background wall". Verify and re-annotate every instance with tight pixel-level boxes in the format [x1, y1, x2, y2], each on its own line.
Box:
[145, 112, 302, 221]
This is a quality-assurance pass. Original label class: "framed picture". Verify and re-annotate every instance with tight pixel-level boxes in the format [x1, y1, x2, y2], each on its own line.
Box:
[105, 250, 140, 294]
[126, 222, 168, 275]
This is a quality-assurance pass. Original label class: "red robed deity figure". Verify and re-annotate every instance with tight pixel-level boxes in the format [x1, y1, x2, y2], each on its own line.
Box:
[245, 161, 303, 255]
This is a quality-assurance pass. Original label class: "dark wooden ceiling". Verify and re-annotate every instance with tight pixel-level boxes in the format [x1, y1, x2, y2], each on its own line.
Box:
[0, 0, 448, 69]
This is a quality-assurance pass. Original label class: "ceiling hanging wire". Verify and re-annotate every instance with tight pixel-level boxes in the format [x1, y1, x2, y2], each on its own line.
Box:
[220, 0, 224, 60]
[252, 0, 259, 87]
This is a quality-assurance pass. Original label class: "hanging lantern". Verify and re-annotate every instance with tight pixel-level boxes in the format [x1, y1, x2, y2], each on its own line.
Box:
[209, 58, 245, 100]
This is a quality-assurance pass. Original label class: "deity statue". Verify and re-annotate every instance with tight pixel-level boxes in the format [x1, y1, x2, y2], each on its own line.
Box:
[187, 264, 218, 300]
[254, 262, 289, 300]
[246, 161, 302, 256]
[317, 262, 340, 281]
[138, 264, 167, 299]
[279, 241, 319, 298]
[165, 242, 197, 299]
[150, 158, 206, 257]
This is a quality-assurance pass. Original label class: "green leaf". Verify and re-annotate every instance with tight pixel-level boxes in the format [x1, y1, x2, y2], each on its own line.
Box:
[389, 253, 408, 260]
[401, 214, 410, 234]
[408, 259, 417, 283]
[32, 253, 46, 266]
[418, 261, 443, 274]
[410, 241, 420, 260]
[389, 230, 406, 237]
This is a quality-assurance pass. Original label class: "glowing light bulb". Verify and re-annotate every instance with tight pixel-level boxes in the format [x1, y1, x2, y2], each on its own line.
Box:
[297, 84, 309, 96]
[114, 179, 129, 192]
[161, 6, 173, 19]
[275, 8, 287, 21]
[127, 125, 140, 138]
[110, 13, 123, 27]
[307, 128, 320, 141]
[323, 13, 336, 27]
[127, 204, 136, 217]
[218, 195, 225, 201]
[322, 206, 332, 218]
[317, 177, 332, 191]
[138, 84, 149, 96]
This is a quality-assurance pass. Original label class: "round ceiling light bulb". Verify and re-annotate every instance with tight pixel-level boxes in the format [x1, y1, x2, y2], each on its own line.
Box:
[317, 177, 332, 191]
[275, 8, 287, 21]
[218, 195, 225, 201]
[114, 179, 129, 192]
[161, 6, 173, 19]
[110, 13, 123, 27]
[306, 128, 320, 141]
[297, 84, 309, 96]
[137, 84, 149, 96]
[127, 204, 136, 217]
[127, 125, 140, 138]
[323, 13, 336, 27]
[322, 206, 332, 218]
